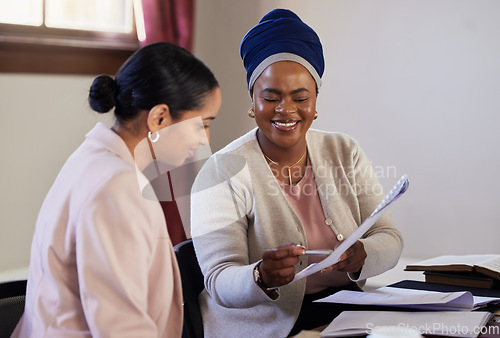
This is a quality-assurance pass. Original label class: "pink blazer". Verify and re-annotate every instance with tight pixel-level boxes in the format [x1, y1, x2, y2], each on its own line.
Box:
[12, 123, 183, 337]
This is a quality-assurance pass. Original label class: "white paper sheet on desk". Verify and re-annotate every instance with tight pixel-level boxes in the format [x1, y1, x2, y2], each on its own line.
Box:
[320, 311, 494, 337]
[314, 286, 500, 311]
[291, 175, 410, 283]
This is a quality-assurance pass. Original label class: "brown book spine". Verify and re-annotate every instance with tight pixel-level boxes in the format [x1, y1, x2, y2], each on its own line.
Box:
[424, 272, 495, 289]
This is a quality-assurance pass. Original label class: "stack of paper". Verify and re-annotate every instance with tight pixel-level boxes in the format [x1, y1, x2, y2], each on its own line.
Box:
[314, 286, 500, 311]
[320, 311, 494, 337]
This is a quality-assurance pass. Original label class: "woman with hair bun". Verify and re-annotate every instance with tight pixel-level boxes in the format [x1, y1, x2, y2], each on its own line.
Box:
[13, 42, 221, 337]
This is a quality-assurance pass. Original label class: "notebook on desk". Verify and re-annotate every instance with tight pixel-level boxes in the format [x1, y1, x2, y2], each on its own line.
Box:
[423, 271, 500, 290]
[320, 311, 494, 338]
[389, 280, 500, 298]
[405, 255, 500, 290]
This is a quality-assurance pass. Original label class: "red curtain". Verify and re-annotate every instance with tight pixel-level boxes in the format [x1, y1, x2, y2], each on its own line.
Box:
[139, 0, 196, 245]
[139, 0, 195, 51]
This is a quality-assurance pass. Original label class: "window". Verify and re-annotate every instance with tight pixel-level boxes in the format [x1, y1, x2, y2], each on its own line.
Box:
[0, 0, 143, 75]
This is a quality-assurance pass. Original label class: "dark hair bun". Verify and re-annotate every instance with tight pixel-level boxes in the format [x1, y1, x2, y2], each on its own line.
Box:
[88, 42, 218, 122]
[88, 75, 117, 113]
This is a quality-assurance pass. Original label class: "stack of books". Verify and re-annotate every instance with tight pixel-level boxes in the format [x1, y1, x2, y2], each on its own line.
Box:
[405, 255, 500, 289]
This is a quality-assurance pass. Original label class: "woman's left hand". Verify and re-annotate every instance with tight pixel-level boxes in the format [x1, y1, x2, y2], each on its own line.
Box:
[321, 240, 367, 274]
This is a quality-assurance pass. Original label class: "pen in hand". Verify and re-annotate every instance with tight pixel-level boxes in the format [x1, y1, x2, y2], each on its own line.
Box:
[303, 249, 333, 257]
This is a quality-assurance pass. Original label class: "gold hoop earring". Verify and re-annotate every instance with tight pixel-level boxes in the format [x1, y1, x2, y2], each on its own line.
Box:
[314, 111, 318, 120]
[248, 108, 255, 118]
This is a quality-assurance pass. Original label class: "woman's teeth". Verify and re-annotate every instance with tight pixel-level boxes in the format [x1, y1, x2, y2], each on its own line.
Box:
[273, 121, 297, 127]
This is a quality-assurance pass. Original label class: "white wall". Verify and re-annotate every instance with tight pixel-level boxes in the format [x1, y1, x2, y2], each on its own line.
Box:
[0, 74, 112, 277]
[308, 0, 500, 258]
[1, 0, 499, 278]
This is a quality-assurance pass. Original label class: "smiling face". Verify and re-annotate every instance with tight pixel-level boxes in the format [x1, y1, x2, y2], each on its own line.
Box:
[252, 61, 317, 158]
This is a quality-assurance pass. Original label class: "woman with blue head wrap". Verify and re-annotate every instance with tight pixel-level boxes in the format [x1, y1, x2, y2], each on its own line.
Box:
[191, 9, 403, 337]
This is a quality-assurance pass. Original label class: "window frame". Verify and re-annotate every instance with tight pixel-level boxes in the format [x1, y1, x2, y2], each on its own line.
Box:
[0, 2, 140, 75]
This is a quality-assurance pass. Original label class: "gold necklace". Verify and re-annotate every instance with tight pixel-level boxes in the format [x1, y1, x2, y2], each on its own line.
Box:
[263, 149, 307, 185]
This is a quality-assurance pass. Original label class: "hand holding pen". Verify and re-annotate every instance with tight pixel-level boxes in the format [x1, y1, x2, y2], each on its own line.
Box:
[259, 243, 304, 288]
[258, 241, 367, 289]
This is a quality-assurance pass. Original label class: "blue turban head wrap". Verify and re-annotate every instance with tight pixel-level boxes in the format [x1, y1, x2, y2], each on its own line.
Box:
[240, 8, 324, 94]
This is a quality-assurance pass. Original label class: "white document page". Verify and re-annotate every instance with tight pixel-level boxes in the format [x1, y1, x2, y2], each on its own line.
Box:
[408, 255, 500, 268]
[314, 286, 500, 311]
[291, 175, 410, 283]
[320, 311, 494, 338]
[480, 258, 500, 272]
